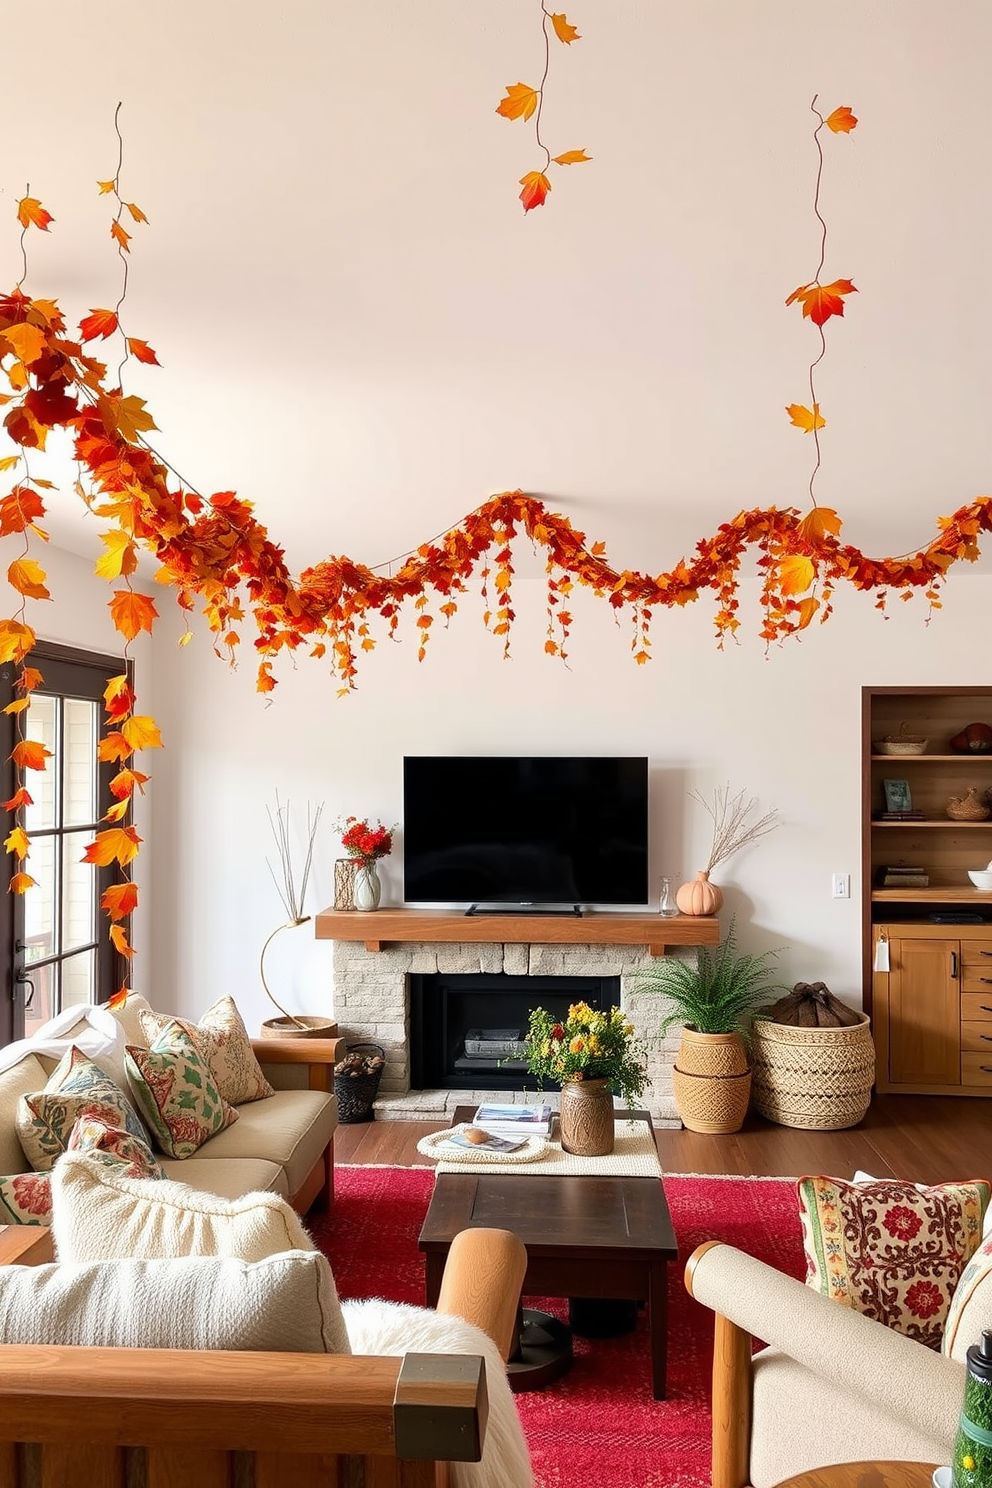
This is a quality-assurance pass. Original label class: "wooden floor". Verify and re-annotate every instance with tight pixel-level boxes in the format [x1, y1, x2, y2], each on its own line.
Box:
[335, 1093, 992, 1186]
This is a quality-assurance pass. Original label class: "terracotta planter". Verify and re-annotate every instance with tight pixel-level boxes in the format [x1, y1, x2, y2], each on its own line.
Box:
[675, 870, 724, 916]
[672, 1026, 751, 1133]
[558, 1077, 615, 1156]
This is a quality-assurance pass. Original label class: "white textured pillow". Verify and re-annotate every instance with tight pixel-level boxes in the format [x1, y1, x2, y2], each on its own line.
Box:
[0, 1250, 350, 1353]
[343, 1299, 533, 1488]
[52, 1152, 317, 1263]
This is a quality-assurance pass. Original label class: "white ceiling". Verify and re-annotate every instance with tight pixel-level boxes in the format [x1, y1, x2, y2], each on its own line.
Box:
[4, 0, 991, 580]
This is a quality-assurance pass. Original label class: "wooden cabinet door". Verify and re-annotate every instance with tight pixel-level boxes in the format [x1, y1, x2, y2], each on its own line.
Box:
[887, 936, 961, 1087]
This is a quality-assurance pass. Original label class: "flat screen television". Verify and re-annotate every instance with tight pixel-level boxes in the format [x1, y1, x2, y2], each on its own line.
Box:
[402, 756, 649, 908]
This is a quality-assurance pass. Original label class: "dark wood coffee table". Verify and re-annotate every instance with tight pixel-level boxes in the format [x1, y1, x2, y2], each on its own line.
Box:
[417, 1106, 677, 1398]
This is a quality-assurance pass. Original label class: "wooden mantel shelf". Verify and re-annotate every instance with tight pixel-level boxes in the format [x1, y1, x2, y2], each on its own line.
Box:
[314, 907, 720, 958]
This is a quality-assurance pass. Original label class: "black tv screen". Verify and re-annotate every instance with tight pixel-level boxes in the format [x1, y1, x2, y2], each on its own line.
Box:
[402, 757, 649, 907]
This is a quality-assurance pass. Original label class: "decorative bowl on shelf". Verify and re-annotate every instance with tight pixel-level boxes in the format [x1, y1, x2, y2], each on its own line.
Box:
[967, 870, 992, 891]
[947, 788, 992, 822]
[875, 724, 928, 755]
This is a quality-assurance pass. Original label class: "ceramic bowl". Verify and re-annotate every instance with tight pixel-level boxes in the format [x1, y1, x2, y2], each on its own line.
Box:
[931, 1468, 952, 1488]
[968, 869, 992, 890]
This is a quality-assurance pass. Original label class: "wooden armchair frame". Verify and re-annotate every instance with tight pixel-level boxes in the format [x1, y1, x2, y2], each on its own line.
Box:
[685, 1241, 752, 1488]
[250, 1035, 346, 1214]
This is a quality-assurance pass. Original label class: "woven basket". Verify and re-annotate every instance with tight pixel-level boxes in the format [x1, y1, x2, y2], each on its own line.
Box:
[334, 1042, 386, 1124]
[875, 722, 928, 755]
[750, 1014, 874, 1130]
[671, 1066, 751, 1134]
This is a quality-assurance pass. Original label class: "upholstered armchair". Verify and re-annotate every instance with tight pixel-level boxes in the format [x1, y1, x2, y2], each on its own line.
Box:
[685, 1240, 963, 1488]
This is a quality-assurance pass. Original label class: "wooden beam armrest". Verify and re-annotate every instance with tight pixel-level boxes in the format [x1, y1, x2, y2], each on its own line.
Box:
[0, 1226, 54, 1267]
[436, 1228, 527, 1364]
[250, 1037, 345, 1066]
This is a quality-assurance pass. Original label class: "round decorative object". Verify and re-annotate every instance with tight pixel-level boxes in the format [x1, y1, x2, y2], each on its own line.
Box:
[416, 1125, 550, 1163]
[558, 1077, 615, 1156]
[675, 869, 724, 916]
[749, 1013, 875, 1129]
[259, 1015, 338, 1040]
[950, 721, 992, 754]
[353, 861, 382, 911]
[946, 788, 991, 822]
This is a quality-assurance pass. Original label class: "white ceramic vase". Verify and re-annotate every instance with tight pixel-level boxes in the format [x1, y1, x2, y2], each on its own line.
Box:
[353, 861, 382, 912]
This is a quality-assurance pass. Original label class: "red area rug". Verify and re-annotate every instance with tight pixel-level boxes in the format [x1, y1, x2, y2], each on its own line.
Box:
[309, 1167, 806, 1488]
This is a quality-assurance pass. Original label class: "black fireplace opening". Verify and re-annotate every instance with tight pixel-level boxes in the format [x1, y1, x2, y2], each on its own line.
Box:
[410, 972, 622, 1090]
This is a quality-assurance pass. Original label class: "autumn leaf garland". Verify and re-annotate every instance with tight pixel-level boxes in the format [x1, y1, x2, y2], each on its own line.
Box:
[496, 6, 591, 210]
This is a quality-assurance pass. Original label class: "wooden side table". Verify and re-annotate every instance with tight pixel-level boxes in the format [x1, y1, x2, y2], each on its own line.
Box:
[773, 1463, 938, 1488]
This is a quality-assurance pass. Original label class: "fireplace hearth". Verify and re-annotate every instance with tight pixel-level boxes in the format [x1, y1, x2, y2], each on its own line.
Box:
[410, 972, 621, 1090]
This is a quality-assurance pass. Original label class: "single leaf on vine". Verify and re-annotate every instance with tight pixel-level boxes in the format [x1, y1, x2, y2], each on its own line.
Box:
[97, 180, 116, 195]
[95, 530, 138, 581]
[109, 923, 134, 958]
[3, 322, 48, 364]
[3, 825, 29, 858]
[497, 83, 539, 121]
[97, 731, 132, 763]
[109, 767, 149, 800]
[82, 825, 142, 867]
[102, 882, 139, 920]
[0, 620, 36, 665]
[10, 738, 51, 770]
[103, 799, 130, 822]
[553, 149, 591, 165]
[121, 714, 163, 750]
[825, 106, 858, 134]
[80, 309, 119, 342]
[2, 699, 29, 715]
[796, 596, 821, 628]
[1, 787, 33, 810]
[0, 487, 46, 536]
[7, 558, 51, 600]
[17, 197, 53, 231]
[0, 456, 19, 472]
[110, 220, 132, 252]
[519, 171, 551, 211]
[779, 555, 816, 595]
[550, 12, 581, 42]
[109, 589, 158, 640]
[106, 393, 157, 443]
[785, 278, 857, 326]
[125, 202, 148, 224]
[798, 507, 843, 542]
[786, 402, 826, 433]
[18, 666, 43, 692]
[9, 871, 37, 893]
[127, 337, 160, 365]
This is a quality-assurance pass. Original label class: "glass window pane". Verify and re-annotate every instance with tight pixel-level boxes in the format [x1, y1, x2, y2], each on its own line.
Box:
[24, 694, 57, 831]
[63, 698, 98, 827]
[23, 963, 56, 1040]
[23, 836, 55, 963]
[61, 949, 95, 1010]
[62, 830, 96, 954]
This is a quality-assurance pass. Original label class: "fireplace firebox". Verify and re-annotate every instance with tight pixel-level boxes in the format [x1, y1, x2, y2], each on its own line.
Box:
[410, 972, 621, 1090]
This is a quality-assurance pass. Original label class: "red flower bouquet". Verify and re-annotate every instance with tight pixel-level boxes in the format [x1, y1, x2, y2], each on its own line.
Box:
[338, 816, 395, 864]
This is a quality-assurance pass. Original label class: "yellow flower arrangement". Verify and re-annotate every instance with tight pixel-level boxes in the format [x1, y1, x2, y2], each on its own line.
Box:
[524, 1002, 647, 1106]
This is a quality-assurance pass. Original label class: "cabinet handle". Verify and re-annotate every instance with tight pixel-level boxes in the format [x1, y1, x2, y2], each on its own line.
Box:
[982, 978, 992, 985]
[982, 1067, 992, 1073]
[982, 951, 992, 958]
[951, 951, 958, 978]
[982, 1006, 992, 1014]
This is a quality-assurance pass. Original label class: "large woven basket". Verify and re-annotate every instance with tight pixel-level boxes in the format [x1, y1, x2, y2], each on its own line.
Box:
[750, 1013, 874, 1130]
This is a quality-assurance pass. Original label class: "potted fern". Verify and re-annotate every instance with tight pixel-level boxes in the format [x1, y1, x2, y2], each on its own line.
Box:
[634, 919, 787, 1133]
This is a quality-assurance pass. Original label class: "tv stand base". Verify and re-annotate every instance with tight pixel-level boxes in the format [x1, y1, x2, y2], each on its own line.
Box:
[466, 904, 583, 917]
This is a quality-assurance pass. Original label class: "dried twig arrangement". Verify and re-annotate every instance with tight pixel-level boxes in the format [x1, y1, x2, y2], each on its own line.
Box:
[692, 784, 780, 874]
[266, 793, 324, 923]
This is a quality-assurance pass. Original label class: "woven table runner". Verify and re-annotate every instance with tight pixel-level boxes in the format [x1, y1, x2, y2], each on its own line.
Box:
[417, 1117, 661, 1177]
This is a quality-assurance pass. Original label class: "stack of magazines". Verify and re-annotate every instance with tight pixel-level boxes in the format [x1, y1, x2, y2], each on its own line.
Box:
[472, 1102, 554, 1136]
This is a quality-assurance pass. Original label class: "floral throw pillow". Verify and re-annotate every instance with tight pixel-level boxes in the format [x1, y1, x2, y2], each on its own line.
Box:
[139, 995, 274, 1105]
[15, 1046, 151, 1173]
[66, 1115, 165, 1181]
[0, 1172, 52, 1225]
[798, 1174, 990, 1350]
[125, 1023, 238, 1159]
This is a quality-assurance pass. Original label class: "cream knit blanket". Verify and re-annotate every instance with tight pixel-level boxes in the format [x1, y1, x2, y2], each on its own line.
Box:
[417, 1117, 661, 1177]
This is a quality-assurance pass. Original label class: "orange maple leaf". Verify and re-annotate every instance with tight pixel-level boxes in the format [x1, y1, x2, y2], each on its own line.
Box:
[3, 825, 29, 858]
[97, 180, 116, 195]
[1, 787, 33, 811]
[82, 825, 142, 867]
[256, 662, 276, 694]
[785, 403, 826, 434]
[109, 923, 134, 958]
[111, 220, 132, 252]
[779, 555, 816, 595]
[3, 322, 48, 364]
[17, 197, 53, 232]
[109, 767, 150, 800]
[519, 171, 551, 211]
[121, 714, 163, 751]
[2, 699, 29, 716]
[0, 487, 45, 537]
[127, 337, 160, 365]
[79, 308, 119, 342]
[497, 83, 539, 121]
[9, 871, 37, 894]
[550, 12, 581, 42]
[796, 596, 821, 629]
[109, 589, 158, 641]
[0, 620, 37, 664]
[18, 666, 43, 692]
[0, 456, 19, 472]
[97, 732, 132, 764]
[102, 882, 139, 920]
[102, 393, 157, 443]
[103, 799, 130, 822]
[552, 149, 591, 165]
[107, 986, 129, 1010]
[125, 202, 148, 224]
[825, 106, 858, 134]
[785, 279, 857, 326]
[95, 530, 138, 582]
[797, 507, 843, 543]
[10, 739, 51, 771]
[7, 558, 51, 600]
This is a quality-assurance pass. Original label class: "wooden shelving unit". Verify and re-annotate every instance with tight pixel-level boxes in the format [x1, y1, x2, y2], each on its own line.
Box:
[314, 907, 720, 958]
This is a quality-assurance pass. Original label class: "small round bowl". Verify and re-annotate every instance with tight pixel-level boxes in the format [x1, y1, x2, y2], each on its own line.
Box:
[968, 869, 992, 891]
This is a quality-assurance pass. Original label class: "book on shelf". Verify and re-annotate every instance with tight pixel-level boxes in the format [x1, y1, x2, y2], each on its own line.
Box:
[874, 811, 927, 822]
[881, 874, 929, 887]
[472, 1101, 554, 1135]
[446, 1128, 528, 1153]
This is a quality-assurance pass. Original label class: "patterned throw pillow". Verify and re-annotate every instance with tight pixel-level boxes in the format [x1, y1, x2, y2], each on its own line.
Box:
[943, 1233, 992, 1359]
[15, 1046, 151, 1173]
[66, 1116, 165, 1181]
[798, 1174, 990, 1350]
[139, 995, 274, 1105]
[125, 1023, 238, 1159]
[0, 1171, 52, 1225]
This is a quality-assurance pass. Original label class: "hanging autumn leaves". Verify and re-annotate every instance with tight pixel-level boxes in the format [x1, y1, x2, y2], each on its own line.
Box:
[496, 6, 590, 210]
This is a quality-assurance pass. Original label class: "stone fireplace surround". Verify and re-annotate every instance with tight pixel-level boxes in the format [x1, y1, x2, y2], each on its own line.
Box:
[326, 929, 703, 1125]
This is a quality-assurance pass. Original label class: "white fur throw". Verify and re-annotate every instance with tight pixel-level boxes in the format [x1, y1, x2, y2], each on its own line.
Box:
[0, 1249, 350, 1353]
[343, 1299, 533, 1488]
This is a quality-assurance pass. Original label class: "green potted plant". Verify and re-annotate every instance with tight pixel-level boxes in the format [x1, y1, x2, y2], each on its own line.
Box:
[634, 919, 787, 1133]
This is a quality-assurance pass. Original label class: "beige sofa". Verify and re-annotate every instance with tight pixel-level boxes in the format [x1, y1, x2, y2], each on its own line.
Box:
[0, 999, 344, 1216]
